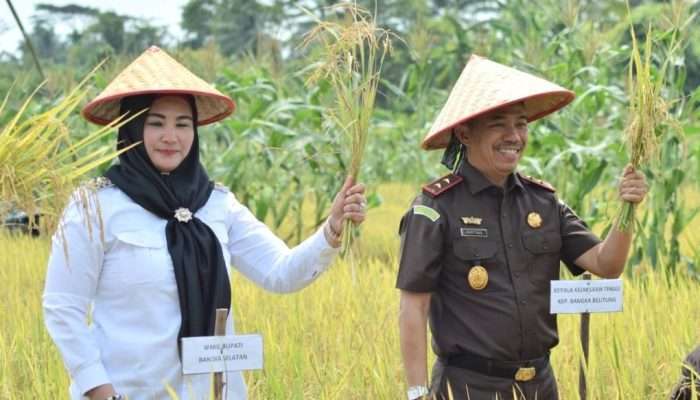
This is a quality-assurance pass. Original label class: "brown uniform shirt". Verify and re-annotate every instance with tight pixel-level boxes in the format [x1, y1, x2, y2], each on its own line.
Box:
[397, 161, 601, 362]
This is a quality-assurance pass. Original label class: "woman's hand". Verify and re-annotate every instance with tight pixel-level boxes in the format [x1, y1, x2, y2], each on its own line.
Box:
[85, 384, 116, 400]
[325, 176, 367, 247]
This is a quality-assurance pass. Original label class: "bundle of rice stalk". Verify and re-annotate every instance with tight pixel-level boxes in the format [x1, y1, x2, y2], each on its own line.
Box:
[301, 1, 392, 255]
[0, 65, 136, 235]
[617, 16, 680, 233]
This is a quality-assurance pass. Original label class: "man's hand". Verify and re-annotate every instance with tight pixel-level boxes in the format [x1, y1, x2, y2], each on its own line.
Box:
[575, 165, 649, 278]
[618, 164, 648, 204]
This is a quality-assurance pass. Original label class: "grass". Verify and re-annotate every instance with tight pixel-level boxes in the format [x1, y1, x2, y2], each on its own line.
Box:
[1, 183, 699, 399]
[0, 233, 68, 398]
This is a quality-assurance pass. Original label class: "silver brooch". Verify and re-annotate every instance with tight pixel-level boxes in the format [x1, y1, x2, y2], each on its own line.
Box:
[174, 207, 193, 223]
[83, 176, 113, 191]
[93, 176, 112, 189]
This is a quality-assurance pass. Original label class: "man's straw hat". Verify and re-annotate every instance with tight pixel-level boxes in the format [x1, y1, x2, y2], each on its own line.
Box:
[82, 46, 235, 126]
[422, 54, 575, 150]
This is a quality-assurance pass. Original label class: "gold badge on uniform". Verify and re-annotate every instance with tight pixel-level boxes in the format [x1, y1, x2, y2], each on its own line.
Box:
[461, 216, 483, 225]
[515, 367, 537, 382]
[527, 212, 542, 229]
[467, 265, 488, 290]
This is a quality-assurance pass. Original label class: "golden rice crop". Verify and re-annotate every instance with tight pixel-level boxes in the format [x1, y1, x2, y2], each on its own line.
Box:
[301, 1, 393, 255]
[617, 2, 684, 233]
[1, 184, 699, 399]
[0, 64, 136, 234]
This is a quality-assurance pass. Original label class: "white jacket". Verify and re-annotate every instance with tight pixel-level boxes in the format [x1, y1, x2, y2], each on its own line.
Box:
[43, 183, 338, 399]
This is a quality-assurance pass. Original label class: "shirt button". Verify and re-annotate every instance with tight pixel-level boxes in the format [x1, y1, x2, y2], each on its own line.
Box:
[507, 243, 513, 249]
[520, 299, 527, 305]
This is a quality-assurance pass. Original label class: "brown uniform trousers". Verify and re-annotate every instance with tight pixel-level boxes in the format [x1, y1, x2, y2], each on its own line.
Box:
[431, 359, 559, 400]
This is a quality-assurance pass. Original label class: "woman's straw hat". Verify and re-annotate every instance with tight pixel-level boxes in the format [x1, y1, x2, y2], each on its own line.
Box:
[422, 54, 575, 150]
[82, 46, 235, 126]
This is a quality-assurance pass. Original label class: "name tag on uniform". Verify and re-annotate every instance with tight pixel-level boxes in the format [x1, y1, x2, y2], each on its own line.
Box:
[460, 228, 488, 238]
[550, 279, 623, 314]
[182, 334, 263, 374]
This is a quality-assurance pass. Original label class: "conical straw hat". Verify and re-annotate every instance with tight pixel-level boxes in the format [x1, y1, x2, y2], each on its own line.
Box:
[82, 46, 235, 126]
[422, 54, 574, 150]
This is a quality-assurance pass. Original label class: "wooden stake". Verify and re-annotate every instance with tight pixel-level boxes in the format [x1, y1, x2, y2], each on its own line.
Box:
[578, 273, 591, 400]
[213, 308, 228, 400]
[5, 0, 45, 80]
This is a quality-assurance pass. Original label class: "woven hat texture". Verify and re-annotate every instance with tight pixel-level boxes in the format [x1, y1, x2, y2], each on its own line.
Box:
[82, 46, 235, 126]
[422, 54, 574, 149]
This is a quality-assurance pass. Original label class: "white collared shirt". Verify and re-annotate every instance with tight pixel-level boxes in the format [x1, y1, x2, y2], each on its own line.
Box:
[43, 184, 338, 399]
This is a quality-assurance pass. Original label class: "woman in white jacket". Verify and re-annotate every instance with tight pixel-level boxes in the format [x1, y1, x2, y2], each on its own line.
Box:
[43, 46, 366, 400]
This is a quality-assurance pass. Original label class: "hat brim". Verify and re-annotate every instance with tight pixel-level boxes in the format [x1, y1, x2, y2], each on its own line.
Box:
[421, 90, 574, 150]
[82, 89, 236, 126]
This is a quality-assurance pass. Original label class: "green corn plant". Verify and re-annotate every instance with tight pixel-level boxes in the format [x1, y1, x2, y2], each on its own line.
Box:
[206, 63, 342, 244]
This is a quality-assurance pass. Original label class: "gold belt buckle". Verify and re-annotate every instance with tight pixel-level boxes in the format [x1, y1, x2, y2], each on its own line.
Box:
[515, 366, 536, 382]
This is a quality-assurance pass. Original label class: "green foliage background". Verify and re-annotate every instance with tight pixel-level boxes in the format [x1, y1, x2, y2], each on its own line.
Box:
[2, 0, 699, 270]
[2, 1, 700, 398]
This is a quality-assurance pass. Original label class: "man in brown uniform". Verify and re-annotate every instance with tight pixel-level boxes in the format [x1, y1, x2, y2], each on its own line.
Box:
[671, 346, 700, 400]
[398, 55, 648, 400]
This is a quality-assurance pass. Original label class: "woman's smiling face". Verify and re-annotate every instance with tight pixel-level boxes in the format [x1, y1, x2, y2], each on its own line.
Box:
[142, 96, 195, 173]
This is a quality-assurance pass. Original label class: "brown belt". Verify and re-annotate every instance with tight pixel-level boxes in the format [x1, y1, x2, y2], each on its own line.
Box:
[444, 351, 549, 382]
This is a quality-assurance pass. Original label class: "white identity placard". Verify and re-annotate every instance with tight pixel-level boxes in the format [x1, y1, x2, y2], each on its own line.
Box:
[182, 334, 263, 375]
[550, 279, 623, 314]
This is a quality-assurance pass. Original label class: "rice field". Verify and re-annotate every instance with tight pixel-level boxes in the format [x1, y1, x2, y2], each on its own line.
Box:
[1, 183, 699, 399]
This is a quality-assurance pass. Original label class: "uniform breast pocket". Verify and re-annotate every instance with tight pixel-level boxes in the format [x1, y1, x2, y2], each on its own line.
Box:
[105, 230, 174, 285]
[452, 238, 499, 292]
[522, 230, 562, 286]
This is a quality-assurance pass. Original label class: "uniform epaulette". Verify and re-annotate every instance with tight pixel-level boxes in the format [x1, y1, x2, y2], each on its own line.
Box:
[214, 182, 230, 192]
[422, 173, 463, 198]
[518, 173, 556, 193]
[81, 176, 114, 191]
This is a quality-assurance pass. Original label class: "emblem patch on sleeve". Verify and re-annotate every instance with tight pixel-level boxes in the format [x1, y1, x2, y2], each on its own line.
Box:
[413, 205, 440, 222]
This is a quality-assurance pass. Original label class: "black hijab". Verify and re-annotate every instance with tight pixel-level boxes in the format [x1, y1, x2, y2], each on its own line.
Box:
[105, 94, 231, 344]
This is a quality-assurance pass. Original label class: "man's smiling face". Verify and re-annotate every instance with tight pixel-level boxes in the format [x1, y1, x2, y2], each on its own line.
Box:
[455, 103, 528, 185]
